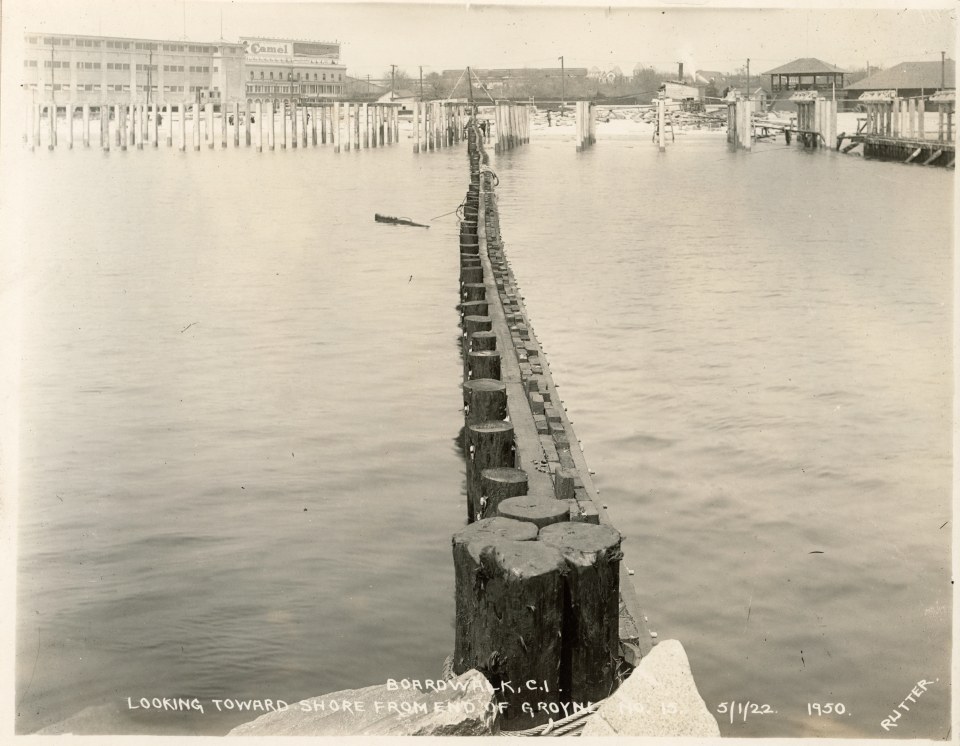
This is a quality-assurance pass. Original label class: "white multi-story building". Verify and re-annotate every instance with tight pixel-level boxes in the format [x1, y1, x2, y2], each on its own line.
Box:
[23, 32, 346, 107]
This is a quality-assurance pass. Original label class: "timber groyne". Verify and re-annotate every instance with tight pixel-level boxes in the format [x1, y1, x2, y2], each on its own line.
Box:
[450, 119, 652, 733]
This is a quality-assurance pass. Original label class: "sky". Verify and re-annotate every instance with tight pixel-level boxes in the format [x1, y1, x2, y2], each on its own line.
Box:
[2, 0, 956, 80]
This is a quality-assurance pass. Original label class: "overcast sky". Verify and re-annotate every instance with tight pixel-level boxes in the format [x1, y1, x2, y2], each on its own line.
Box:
[3, 1, 956, 79]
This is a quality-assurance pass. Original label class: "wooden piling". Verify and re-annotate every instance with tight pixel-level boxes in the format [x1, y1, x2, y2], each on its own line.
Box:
[332, 101, 340, 152]
[466, 420, 515, 520]
[462, 379, 507, 425]
[452, 517, 540, 675]
[453, 536, 565, 728]
[268, 100, 276, 150]
[496, 495, 569, 529]
[539, 522, 624, 705]
[281, 101, 288, 149]
[179, 103, 186, 151]
[81, 104, 90, 148]
[479, 467, 529, 520]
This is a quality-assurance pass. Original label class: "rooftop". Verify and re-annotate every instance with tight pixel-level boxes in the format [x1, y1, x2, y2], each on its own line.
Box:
[762, 57, 848, 76]
[845, 59, 955, 90]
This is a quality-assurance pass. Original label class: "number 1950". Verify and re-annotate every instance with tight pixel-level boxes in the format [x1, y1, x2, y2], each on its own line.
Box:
[808, 702, 846, 716]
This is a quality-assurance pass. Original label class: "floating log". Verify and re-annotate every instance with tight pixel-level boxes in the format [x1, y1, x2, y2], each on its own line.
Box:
[539, 522, 623, 705]
[374, 213, 430, 228]
[495, 495, 569, 529]
[454, 536, 566, 729]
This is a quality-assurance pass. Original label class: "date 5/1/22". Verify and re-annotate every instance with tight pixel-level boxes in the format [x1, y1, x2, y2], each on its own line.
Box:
[808, 702, 848, 716]
[716, 701, 776, 723]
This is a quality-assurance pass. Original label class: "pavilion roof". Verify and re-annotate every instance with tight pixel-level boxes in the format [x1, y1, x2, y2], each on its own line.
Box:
[762, 57, 848, 76]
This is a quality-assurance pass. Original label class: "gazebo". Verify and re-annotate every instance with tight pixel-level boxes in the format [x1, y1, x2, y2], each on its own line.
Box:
[764, 58, 847, 93]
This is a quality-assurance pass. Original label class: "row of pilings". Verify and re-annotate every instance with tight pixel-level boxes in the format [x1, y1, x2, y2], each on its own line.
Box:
[25, 100, 401, 152]
[492, 103, 530, 154]
[411, 101, 473, 153]
[450, 120, 630, 732]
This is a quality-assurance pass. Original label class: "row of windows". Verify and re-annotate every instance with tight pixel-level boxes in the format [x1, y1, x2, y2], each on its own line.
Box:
[106, 62, 130, 70]
[188, 66, 210, 73]
[248, 70, 342, 81]
[27, 37, 236, 54]
[136, 64, 158, 71]
[246, 84, 342, 94]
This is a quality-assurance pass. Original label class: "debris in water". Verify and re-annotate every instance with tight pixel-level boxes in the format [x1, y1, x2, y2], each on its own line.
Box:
[374, 213, 429, 228]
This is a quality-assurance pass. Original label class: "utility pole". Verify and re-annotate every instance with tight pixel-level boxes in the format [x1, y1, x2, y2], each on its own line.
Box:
[467, 66, 474, 105]
[746, 58, 750, 99]
[366, 74, 370, 93]
[148, 50, 153, 107]
[390, 64, 396, 101]
[942, 51, 946, 90]
[419, 66, 424, 101]
[558, 55, 565, 114]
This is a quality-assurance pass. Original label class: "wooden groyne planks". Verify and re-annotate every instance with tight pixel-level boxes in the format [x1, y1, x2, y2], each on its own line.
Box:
[451, 119, 651, 731]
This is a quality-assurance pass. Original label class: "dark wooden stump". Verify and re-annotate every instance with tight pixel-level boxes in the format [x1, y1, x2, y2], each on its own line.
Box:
[463, 315, 492, 336]
[496, 495, 569, 529]
[480, 467, 529, 519]
[460, 265, 484, 285]
[466, 420, 515, 521]
[554, 468, 577, 500]
[460, 253, 482, 267]
[461, 282, 486, 302]
[468, 350, 501, 381]
[452, 517, 539, 676]
[459, 299, 488, 319]
[454, 536, 566, 729]
[538, 522, 623, 706]
[469, 330, 497, 352]
[463, 379, 507, 425]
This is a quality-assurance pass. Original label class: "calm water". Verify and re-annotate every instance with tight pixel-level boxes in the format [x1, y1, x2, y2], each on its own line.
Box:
[11, 126, 952, 738]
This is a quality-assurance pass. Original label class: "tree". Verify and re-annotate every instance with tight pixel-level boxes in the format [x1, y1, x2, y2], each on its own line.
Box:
[383, 68, 413, 94]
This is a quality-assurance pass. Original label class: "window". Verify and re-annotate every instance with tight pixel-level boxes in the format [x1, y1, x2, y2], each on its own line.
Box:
[260, 71, 264, 79]
[250, 71, 254, 79]
[24, 59, 38, 67]
[135, 42, 157, 51]
[269, 71, 274, 79]
[26, 36, 37, 44]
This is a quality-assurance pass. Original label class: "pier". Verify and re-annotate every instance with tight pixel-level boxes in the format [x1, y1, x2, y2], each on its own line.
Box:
[451, 118, 654, 733]
[836, 90, 955, 167]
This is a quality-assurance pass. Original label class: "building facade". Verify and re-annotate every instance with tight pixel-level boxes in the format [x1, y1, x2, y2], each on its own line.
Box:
[22, 32, 346, 107]
[240, 37, 345, 103]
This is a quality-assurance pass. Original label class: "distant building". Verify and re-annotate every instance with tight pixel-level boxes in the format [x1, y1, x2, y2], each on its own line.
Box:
[240, 37, 346, 103]
[844, 59, 955, 98]
[763, 57, 848, 92]
[22, 31, 346, 107]
[440, 67, 588, 93]
[377, 88, 417, 114]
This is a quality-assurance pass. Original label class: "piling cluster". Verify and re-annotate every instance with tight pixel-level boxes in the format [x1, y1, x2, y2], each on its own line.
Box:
[25, 100, 401, 153]
[492, 103, 530, 154]
[412, 101, 471, 153]
[574, 101, 597, 152]
[451, 120, 635, 731]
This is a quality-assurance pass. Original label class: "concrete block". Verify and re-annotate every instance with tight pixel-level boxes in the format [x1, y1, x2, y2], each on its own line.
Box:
[528, 392, 545, 414]
[580, 640, 720, 737]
